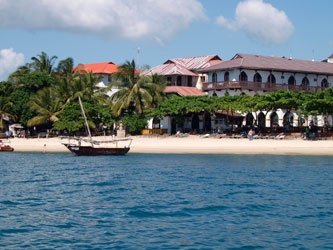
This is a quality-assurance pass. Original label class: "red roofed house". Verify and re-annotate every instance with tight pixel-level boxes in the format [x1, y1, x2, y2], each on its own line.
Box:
[74, 62, 120, 96]
[199, 53, 333, 129]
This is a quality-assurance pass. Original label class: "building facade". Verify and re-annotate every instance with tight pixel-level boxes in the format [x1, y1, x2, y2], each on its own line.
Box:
[198, 54, 333, 129]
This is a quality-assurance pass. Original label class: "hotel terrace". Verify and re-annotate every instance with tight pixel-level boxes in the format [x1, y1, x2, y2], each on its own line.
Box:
[199, 53, 333, 97]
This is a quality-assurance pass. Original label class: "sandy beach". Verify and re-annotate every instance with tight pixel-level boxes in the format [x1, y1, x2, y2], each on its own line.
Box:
[5, 135, 333, 156]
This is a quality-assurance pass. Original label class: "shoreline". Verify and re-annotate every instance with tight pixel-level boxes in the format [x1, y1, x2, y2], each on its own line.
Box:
[4, 135, 333, 156]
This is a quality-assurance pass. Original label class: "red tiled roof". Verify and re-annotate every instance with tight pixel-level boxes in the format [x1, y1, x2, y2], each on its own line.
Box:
[164, 86, 206, 96]
[142, 55, 222, 76]
[74, 62, 119, 74]
[329, 54, 333, 59]
[200, 54, 333, 75]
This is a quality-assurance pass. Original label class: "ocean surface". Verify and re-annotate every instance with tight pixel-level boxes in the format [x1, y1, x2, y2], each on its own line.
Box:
[0, 153, 332, 249]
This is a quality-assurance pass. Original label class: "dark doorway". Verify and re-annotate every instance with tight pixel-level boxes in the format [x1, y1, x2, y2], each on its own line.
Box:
[204, 113, 211, 132]
[192, 115, 200, 132]
[171, 119, 177, 134]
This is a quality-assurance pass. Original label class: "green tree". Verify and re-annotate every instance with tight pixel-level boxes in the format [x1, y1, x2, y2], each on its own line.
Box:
[121, 114, 147, 135]
[31, 51, 58, 74]
[0, 97, 13, 130]
[53, 102, 115, 134]
[9, 88, 34, 126]
[109, 60, 153, 116]
[27, 87, 62, 127]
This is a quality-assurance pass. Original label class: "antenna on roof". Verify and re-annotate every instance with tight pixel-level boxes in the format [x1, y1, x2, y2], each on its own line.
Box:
[137, 47, 140, 69]
[289, 48, 292, 59]
[312, 49, 315, 61]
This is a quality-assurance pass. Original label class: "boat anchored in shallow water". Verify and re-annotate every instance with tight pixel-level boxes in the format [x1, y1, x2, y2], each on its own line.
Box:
[61, 137, 132, 156]
[61, 96, 132, 156]
[0, 139, 14, 152]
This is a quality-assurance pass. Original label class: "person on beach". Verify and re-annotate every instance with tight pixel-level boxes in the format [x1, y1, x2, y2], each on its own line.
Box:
[305, 127, 310, 140]
[248, 129, 254, 141]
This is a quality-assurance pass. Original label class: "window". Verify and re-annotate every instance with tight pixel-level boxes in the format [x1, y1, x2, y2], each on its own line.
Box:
[321, 79, 328, 88]
[301, 77, 309, 86]
[267, 74, 276, 84]
[224, 72, 229, 82]
[212, 72, 217, 82]
[177, 76, 182, 86]
[107, 74, 112, 82]
[187, 76, 192, 87]
[288, 76, 296, 85]
[200, 76, 206, 83]
[253, 73, 262, 83]
[166, 76, 172, 85]
[239, 71, 248, 81]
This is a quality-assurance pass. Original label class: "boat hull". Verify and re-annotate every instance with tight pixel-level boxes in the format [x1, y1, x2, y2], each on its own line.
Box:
[64, 144, 130, 156]
[0, 146, 14, 152]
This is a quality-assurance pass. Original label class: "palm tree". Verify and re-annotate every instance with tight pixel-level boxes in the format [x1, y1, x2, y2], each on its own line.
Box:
[8, 63, 33, 83]
[146, 73, 167, 108]
[31, 51, 58, 74]
[56, 57, 76, 78]
[109, 60, 153, 117]
[0, 97, 13, 130]
[71, 71, 106, 103]
[27, 87, 62, 127]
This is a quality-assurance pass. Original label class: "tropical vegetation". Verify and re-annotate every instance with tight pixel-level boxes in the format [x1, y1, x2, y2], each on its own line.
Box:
[0, 51, 332, 136]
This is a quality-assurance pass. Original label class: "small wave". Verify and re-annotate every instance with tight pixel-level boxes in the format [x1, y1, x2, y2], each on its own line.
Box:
[183, 205, 228, 213]
[227, 245, 264, 250]
[54, 223, 76, 229]
[128, 210, 191, 218]
[1, 228, 30, 234]
[0, 200, 20, 206]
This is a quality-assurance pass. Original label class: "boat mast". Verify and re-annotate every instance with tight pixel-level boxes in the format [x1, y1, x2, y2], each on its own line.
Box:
[78, 96, 93, 144]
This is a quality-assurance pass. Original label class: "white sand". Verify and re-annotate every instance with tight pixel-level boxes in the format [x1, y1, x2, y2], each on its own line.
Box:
[6, 135, 333, 156]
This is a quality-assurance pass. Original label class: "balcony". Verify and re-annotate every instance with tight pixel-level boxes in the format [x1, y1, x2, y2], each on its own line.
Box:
[202, 81, 326, 93]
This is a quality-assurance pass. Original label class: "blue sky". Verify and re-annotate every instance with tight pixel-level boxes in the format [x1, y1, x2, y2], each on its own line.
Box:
[0, 0, 332, 81]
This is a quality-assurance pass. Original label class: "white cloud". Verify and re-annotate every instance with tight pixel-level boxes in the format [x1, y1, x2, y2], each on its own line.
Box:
[0, 48, 24, 81]
[216, 0, 294, 44]
[0, 0, 206, 42]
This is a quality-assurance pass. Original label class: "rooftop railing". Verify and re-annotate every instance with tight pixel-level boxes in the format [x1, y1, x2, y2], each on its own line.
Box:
[202, 81, 326, 93]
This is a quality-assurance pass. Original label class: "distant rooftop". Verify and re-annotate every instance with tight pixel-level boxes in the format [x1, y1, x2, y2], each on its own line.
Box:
[164, 86, 206, 96]
[142, 55, 222, 76]
[200, 54, 333, 75]
[74, 62, 119, 74]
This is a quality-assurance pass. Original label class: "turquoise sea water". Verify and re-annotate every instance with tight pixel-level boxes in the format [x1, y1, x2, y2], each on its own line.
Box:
[0, 153, 332, 249]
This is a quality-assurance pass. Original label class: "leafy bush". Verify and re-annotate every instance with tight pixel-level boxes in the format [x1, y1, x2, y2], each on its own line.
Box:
[121, 114, 147, 135]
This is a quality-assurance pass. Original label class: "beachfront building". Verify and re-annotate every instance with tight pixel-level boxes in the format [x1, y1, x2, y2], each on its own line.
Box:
[142, 55, 222, 93]
[199, 53, 333, 129]
[143, 55, 223, 134]
[74, 62, 120, 96]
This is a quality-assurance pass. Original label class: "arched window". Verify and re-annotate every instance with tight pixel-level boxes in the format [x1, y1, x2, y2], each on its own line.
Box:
[212, 72, 217, 82]
[253, 72, 262, 83]
[239, 71, 248, 81]
[224, 72, 229, 82]
[288, 76, 296, 85]
[321, 78, 328, 88]
[267, 74, 276, 84]
[301, 77, 309, 86]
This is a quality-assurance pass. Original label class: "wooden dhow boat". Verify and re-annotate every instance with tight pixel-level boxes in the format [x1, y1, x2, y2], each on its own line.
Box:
[61, 96, 132, 156]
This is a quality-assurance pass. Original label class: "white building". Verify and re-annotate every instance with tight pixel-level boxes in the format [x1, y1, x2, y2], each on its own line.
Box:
[74, 62, 121, 96]
[199, 53, 333, 129]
